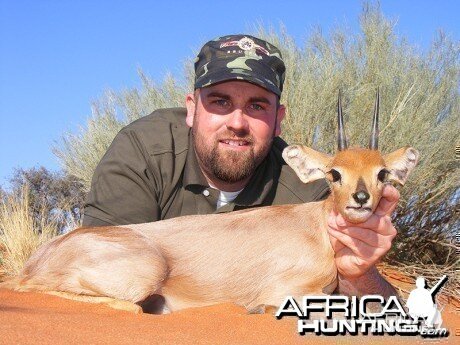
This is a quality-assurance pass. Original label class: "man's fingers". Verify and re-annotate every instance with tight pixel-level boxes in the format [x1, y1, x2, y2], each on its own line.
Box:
[328, 233, 346, 252]
[334, 249, 370, 277]
[328, 212, 396, 236]
[374, 184, 400, 216]
[332, 226, 395, 249]
[327, 228, 388, 260]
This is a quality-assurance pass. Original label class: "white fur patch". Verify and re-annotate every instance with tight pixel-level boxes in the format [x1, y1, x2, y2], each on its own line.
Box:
[407, 149, 417, 162]
[287, 147, 299, 158]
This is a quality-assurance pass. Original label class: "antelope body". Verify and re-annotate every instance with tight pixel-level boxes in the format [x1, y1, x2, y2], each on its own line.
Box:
[1, 92, 419, 314]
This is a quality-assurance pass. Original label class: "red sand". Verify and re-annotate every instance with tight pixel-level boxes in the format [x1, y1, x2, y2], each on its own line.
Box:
[0, 270, 458, 344]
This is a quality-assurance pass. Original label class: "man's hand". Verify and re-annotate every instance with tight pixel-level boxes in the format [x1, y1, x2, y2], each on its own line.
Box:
[327, 184, 400, 279]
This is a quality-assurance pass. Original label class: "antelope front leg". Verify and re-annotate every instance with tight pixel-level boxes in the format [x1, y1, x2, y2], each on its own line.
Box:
[246, 304, 279, 315]
[45, 291, 143, 314]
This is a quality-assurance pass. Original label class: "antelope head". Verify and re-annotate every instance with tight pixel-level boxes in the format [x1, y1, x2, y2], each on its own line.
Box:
[283, 90, 419, 223]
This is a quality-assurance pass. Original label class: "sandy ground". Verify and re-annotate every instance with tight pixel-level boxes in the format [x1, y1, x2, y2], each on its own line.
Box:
[0, 269, 458, 344]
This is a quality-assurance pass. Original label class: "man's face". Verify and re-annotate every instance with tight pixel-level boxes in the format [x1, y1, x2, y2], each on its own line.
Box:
[185, 80, 285, 186]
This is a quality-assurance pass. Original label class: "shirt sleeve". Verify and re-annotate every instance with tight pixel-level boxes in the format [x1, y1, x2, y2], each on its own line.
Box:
[82, 128, 161, 227]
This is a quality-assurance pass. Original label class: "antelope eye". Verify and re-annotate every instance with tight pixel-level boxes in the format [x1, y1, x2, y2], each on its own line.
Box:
[378, 169, 389, 182]
[329, 169, 342, 183]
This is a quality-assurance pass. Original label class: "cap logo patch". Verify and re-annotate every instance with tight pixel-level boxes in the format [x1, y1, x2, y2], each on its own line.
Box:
[237, 37, 255, 50]
[220, 37, 270, 55]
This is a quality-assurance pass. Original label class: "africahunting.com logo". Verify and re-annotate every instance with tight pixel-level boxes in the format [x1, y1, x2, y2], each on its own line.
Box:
[276, 275, 449, 338]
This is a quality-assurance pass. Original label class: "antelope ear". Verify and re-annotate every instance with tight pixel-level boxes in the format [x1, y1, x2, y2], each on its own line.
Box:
[283, 145, 332, 183]
[383, 147, 420, 186]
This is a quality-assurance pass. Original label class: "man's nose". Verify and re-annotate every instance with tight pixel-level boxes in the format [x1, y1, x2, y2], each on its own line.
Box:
[226, 109, 249, 134]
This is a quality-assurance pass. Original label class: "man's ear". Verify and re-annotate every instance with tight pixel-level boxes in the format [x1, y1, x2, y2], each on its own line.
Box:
[282, 145, 332, 183]
[383, 147, 420, 186]
[274, 104, 286, 137]
[185, 92, 196, 128]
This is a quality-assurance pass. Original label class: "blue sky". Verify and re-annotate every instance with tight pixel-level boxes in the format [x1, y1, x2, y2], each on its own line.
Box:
[0, 0, 458, 187]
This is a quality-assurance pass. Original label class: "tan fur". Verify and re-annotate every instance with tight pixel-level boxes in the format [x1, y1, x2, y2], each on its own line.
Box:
[1, 145, 418, 314]
[329, 148, 386, 223]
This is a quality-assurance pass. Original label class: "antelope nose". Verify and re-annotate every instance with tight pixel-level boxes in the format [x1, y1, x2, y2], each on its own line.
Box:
[353, 191, 370, 205]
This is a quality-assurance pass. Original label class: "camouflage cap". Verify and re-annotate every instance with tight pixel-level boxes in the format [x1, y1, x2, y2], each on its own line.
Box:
[194, 34, 286, 96]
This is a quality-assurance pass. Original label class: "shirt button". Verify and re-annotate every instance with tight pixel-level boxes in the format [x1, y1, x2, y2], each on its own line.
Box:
[202, 189, 210, 197]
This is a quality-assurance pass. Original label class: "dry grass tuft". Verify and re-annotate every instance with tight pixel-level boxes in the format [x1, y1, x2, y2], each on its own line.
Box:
[0, 184, 80, 278]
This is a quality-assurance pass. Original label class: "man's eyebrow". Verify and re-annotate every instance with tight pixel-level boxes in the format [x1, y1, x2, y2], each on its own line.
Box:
[248, 97, 272, 105]
[205, 92, 231, 99]
[204, 92, 272, 105]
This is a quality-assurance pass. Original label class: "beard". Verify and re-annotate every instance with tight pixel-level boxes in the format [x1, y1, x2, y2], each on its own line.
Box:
[192, 126, 273, 184]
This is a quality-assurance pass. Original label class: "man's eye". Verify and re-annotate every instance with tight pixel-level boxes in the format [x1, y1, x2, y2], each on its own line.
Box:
[250, 104, 264, 111]
[214, 99, 229, 107]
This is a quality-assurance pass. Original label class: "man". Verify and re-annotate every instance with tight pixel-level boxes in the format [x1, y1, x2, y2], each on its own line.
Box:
[83, 34, 399, 297]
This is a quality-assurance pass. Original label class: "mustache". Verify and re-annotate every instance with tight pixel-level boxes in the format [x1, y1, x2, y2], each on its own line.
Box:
[216, 132, 254, 144]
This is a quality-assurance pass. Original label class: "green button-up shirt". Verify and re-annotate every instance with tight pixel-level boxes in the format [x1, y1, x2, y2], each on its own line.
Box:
[82, 108, 329, 226]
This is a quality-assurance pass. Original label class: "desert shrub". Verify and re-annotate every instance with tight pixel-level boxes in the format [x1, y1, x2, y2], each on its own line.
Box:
[5, 167, 85, 232]
[53, 73, 188, 190]
[0, 168, 83, 276]
[0, 184, 58, 276]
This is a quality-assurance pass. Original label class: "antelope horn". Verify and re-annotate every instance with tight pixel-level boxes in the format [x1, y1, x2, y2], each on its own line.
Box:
[369, 88, 380, 150]
[337, 89, 348, 151]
